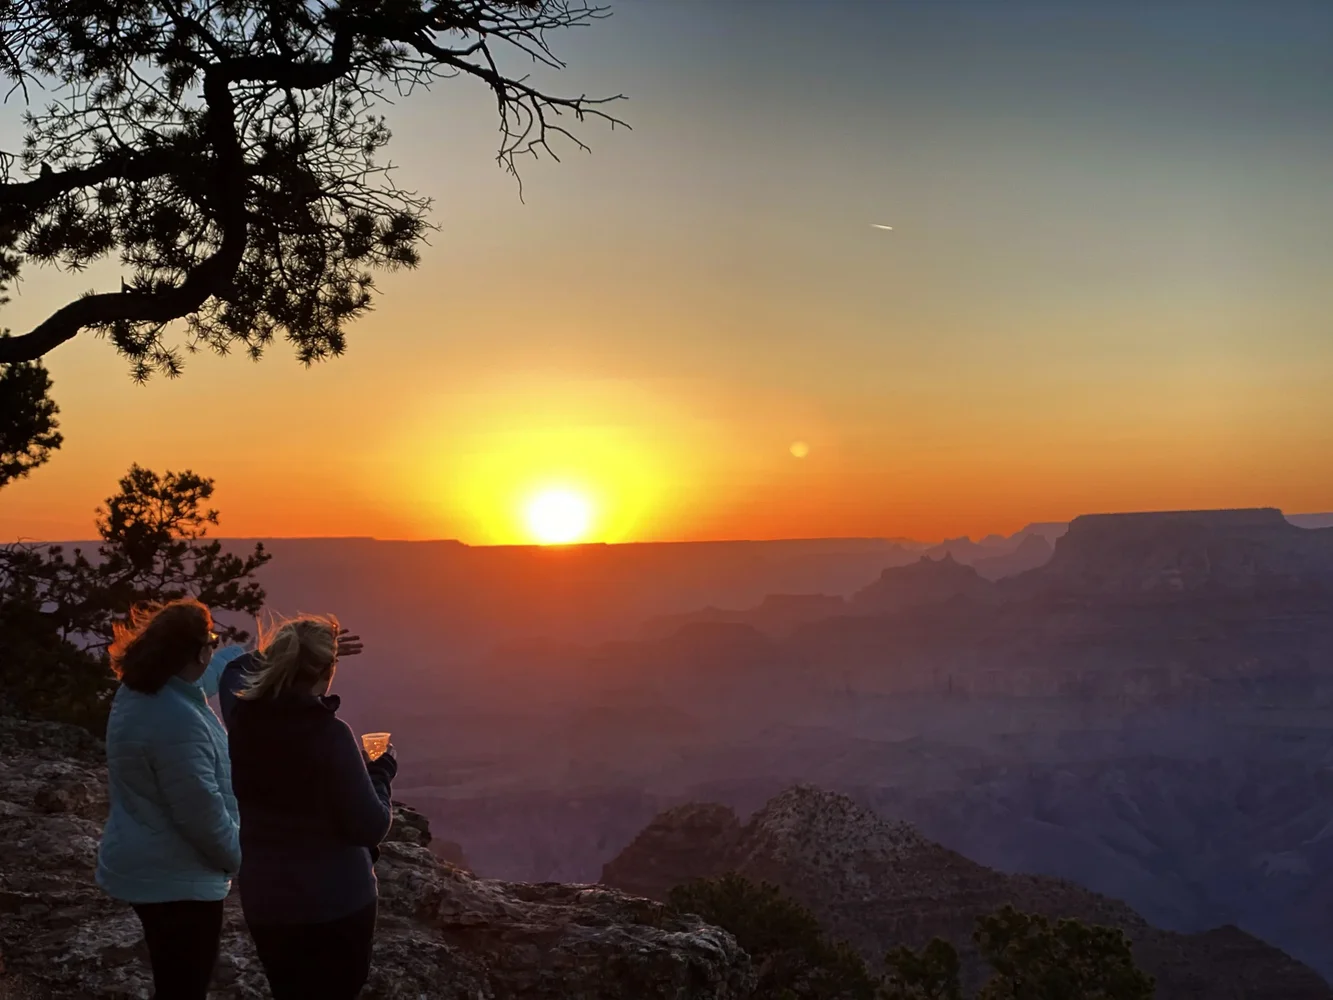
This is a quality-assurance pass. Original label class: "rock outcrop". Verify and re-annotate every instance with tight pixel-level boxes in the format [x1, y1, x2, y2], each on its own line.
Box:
[600, 802, 744, 901]
[973, 532, 1054, 580]
[851, 554, 997, 615]
[0, 716, 752, 999]
[1023, 508, 1333, 596]
[602, 785, 1333, 999]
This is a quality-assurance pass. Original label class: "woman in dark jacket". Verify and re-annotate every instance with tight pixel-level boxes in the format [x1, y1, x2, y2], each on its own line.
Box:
[221, 615, 394, 1000]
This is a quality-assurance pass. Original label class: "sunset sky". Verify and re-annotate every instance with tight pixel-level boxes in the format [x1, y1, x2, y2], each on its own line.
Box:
[2, 0, 1331, 545]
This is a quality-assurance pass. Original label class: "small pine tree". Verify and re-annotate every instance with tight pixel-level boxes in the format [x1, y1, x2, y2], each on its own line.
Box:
[883, 938, 963, 1000]
[974, 906, 1155, 1000]
[0, 466, 269, 733]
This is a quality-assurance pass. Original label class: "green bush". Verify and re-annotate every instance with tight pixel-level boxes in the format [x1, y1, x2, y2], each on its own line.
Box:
[668, 874, 1155, 1000]
[884, 938, 962, 1000]
[974, 905, 1154, 1000]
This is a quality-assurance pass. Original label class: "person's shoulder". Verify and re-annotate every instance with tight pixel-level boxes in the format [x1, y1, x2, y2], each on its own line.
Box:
[150, 685, 213, 738]
[325, 711, 357, 739]
[105, 686, 148, 744]
[110, 682, 166, 723]
[215, 644, 249, 665]
[318, 713, 362, 754]
[222, 650, 260, 677]
[107, 682, 142, 713]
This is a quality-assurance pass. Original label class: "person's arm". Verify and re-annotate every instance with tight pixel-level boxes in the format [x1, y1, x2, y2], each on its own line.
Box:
[325, 720, 396, 849]
[199, 644, 247, 700]
[151, 720, 241, 874]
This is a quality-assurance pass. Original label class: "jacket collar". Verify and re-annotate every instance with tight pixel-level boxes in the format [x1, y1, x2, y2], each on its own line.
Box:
[165, 674, 207, 703]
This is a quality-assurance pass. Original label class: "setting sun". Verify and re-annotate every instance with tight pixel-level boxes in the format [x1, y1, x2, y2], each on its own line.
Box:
[525, 488, 594, 545]
[402, 374, 723, 544]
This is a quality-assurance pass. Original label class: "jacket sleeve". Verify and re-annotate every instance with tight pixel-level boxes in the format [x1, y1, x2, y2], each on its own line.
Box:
[326, 720, 395, 849]
[200, 644, 248, 701]
[217, 650, 257, 730]
[152, 721, 241, 874]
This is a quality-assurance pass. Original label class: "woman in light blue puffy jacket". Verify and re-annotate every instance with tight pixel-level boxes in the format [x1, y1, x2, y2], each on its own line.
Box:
[96, 598, 247, 1000]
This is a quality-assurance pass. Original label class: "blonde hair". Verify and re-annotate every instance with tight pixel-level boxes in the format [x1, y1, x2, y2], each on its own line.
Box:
[242, 614, 340, 700]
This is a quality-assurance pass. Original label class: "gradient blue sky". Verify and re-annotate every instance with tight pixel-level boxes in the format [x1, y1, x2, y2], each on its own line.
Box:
[2, 0, 1331, 543]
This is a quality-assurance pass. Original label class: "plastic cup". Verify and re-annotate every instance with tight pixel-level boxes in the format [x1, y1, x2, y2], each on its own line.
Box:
[360, 732, 391, 761]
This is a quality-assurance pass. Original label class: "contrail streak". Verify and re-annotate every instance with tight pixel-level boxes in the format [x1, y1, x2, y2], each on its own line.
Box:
[871, 224, 894, 230]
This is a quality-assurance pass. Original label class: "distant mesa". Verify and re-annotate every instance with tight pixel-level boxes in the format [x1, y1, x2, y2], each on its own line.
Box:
[925, 536, 1000, 563]
[1286, 512, 1333, 530]
[922, 523, 1060, 572]
[1027, 507, 1333, 597]
[1077, 507, 1289, 528]
[973, 532, 1053, 581]
[1017, 521, 1071, 545]
[850, 552, 996, 615]
[640, 506, 1333, 637]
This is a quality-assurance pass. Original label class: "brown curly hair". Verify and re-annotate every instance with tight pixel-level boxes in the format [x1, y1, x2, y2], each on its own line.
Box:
[109, 599, 214, 694]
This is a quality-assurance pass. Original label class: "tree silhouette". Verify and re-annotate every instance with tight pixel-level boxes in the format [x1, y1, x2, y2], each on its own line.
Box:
[0, 464, 268, 731]
[0, 352, 61, 487]
[0, 1, 624, 471]
[0, 0, 623, 370]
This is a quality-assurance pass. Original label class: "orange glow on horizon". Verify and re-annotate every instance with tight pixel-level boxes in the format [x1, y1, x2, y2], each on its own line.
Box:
[391, 374, 731, 545]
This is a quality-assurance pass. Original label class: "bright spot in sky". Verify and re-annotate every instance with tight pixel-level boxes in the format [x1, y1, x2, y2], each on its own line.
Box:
[525, 488, 593, 545]
[790, 441, 810, 459]
[871, 224, 894, 230]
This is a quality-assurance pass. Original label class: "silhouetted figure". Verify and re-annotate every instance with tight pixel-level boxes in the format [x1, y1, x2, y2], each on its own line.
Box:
[223, 616, 393, 1000]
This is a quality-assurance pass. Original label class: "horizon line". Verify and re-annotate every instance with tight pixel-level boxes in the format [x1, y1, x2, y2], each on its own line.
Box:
[20, 505, 1333, 550]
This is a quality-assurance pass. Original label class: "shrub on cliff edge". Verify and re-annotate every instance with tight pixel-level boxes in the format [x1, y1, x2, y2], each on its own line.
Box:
[0, 466, 267, 734]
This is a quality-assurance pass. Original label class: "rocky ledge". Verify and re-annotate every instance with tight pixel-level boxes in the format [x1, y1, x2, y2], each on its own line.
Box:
[0, 716, 752, 999]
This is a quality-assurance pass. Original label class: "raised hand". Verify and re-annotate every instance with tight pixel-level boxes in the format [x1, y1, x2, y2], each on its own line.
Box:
[335, 628, 364, 660]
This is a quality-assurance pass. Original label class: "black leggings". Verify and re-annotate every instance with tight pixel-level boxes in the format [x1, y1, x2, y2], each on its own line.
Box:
[247, 901, 377, 1000]
[132, 899, 224, 1000]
